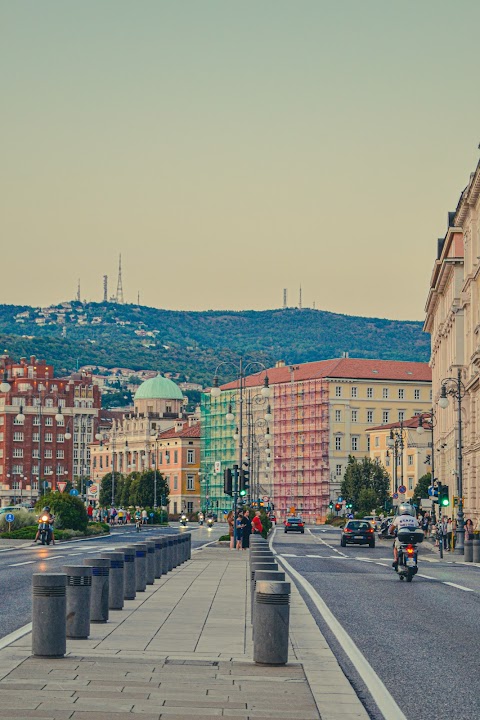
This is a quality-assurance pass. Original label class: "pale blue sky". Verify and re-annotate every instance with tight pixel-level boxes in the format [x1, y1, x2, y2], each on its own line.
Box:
[1, 0, 479, 319]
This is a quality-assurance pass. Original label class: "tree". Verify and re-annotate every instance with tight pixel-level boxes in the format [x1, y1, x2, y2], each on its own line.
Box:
[99, 472, 125, 506]
[35, 491, 88, 531]
[412, 472, 432, 508]
[133, 470, 169, 509]
[341, 456, 390, 512]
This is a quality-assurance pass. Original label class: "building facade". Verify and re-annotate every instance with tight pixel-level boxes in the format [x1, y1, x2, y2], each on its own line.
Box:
[0, 355, 101, 507]
[425, 159, 480, 521]
[201, 357, 432, 523]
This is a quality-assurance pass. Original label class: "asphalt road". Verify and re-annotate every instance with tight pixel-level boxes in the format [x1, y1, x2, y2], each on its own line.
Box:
[272, 525, 480, 720]
[0, 522, 223, 640]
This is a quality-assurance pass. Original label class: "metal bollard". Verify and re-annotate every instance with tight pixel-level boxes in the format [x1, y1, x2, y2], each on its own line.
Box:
[145, 540, 156, 585]
[117, 546, 136, 600]
[63, 565, 92, 639]
[253, 580, 291, 665]
[473, 535, 480, 563]
[83, 558, 110, 623]
[153, 537, 164, 578]
[32, 574, 66, 657]
[250, 560, 278, 583]
[134, 543, 147, 591]
[167, 538, 174, 571]
[251, 569, 285, 624]
[464, 538, 473, 562]
[100, 552, 125, 609]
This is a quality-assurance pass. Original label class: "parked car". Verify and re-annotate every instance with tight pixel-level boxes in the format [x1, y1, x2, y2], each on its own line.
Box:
[269, 514, 276, 524]
[284, 517, 305, 534]
[362, 515, 381, 531]
[341, 520, 376, 548]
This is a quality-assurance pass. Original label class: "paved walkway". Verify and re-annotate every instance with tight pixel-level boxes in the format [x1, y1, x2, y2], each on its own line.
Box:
[0, 546, 368, 720]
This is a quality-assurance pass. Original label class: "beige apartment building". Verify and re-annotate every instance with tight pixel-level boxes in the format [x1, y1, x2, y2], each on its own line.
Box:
[425, 160, 480, 521]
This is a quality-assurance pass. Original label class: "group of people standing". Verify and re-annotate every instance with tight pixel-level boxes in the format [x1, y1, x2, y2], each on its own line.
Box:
[428, 515, 476, 550]
[227, 509, 264, 549]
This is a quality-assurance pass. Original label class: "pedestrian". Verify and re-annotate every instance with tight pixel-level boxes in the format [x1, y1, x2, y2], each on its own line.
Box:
[126, 510, 131, 524]
[141, 508, 148, 525]
[422, 514, 430, 538]
[242, 509, 252, 550]
[236, 511, 244, 550]
[87, 504, 93, 521]
[465, 518, 474, 542]
[446, 517, 453, 550]
[252, 510, 263, 535]
[117, 507, 124, 525]
[441, 516, 449, 550]
[226, 510, 234, 549]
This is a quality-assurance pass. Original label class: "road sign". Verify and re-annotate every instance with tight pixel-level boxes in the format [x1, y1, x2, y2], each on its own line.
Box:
[214, 461, 221, 474]
[149, 512, 154, 517]
[347, 513, 354, 519]
[393, 492, 399, 499]
[57, 482, 67, 493]
[69, 489, 79, 496]
[337, 496, 343, 503]
[428, 486, 437, 497]
[263, 496, 270, 502]
[5, 513, 14, 523]
[398, 485, 406, 495]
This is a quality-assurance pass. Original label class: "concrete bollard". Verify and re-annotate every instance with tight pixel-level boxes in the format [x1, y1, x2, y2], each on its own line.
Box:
[167, 538, 174, 571]
[186, 532, 191, 559]
[32, 574, 67, 657]
[251, 569, 285, 624]
[160, 537, 169, 573]
[464, 538, 473, 562]
[472, 535, 480, 563]
[83, 558, 110, 623]
[253, 580, 291, 665]
[250, 561, 278, 583]
[100, 552, 125, 609]
[250, 551, 274, 563]
[134, 543, 147, 592]
[63, 565, 92, 639]
[179, 535, 186, 563]
[145, 541, 156, 585]
[116, 546, 136, 600]
[153, 537, 164, 578]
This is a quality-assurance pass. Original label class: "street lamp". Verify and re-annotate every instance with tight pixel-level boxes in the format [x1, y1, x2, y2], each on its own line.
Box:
[386, 420, 406, 494]
[0, 371, 11, 393]
[416, 410, 437, 523]
[438, 368, 466, 555]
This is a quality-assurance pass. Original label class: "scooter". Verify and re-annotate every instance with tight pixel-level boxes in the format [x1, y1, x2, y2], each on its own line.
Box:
[180, 514, 188, 527]
[378, 518, 393, 539]
[394, 527, 424, 582]
[38, 515, 53, 545]
[135, 517, 142, 532]
[206, 516, 214, 528]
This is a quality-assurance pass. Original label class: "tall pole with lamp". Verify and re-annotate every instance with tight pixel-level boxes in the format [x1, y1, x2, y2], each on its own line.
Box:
[416, 409, 436, 523]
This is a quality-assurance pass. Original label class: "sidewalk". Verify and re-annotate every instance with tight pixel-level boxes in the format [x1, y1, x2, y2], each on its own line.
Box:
[0, 546, 368, 720]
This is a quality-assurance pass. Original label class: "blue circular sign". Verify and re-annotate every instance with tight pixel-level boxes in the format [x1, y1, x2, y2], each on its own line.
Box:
[5, 513, 14, 523]
[149, 512, 154, 517]
[337, 496, 343, 503]
[398, 485, 407, 495]
[347, 513, 354, 519]
[69, 489, 79, 496]
[393, 492, 399, 499]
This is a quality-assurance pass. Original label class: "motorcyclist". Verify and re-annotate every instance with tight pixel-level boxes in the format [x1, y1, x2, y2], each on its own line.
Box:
[34, 506, 55, 545]
[389, 502, 419, 569]
[198, 512, 204, 525]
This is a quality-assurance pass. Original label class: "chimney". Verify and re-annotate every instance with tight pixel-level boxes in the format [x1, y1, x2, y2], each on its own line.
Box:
[275, 360, 286, 368]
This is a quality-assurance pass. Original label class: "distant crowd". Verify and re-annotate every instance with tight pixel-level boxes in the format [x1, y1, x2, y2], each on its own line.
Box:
[89, 506, 148, 526]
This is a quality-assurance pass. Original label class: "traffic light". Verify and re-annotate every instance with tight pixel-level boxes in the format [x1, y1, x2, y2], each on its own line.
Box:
[335, 503, 341, 512]
[346, 502, 353, 509]
[329, 501, 334, 509]
[239, 466, 250, 497]
[438, 483, 450, 507]
[223, 468, 233, 496]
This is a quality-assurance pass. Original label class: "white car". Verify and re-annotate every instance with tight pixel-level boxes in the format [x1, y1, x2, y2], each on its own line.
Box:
[362, 515, 381, 531]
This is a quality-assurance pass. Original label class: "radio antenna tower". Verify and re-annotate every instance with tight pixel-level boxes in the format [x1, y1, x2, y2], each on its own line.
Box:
[299, 284, 302, 309]
[283, 288, 287, 309]
[77, 279, 81, 303]
[103, 275, 108, 302]
[116, 254, 124, 304]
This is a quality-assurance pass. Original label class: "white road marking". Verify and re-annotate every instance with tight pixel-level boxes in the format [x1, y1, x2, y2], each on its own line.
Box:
[68, 553, 83, 556]
[305, 554, 322, 558]
[444, 581, 474, 592]
[271, 529, 408, 720]
[280, 553, 298, 557]
[8, 561, 34, 567]
[417, 574, 436, 580]
[44, 555, 62, 560]
[306, 527, 347, 557]
[0, 623, 32, 651]
[375, 562, 389, 567]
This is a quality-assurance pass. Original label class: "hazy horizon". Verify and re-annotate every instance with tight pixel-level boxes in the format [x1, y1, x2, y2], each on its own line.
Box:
[2, 1, 480, 321]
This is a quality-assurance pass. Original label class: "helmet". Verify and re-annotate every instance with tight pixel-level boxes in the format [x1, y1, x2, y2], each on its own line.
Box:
[399, 503, 414, 516]
[42, 506, 51, 513]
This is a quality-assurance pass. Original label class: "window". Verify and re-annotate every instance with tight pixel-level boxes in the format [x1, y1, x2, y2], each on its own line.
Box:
[187, 474, 195, 490]
[13, 432, 24, 442]
[33, 416, 40, 426]
[12, 464, 23, 474]
[166, 452, 170, 465]
[32, 449, 40, 459]
[166, 405, 172, 413]
[335, 436, 342, 451]
[174, 450, 178, 464]
[414, 389, 420, 400]
[56, 417, 64, 426]
[13, 448, 23, 458]
[45, 417, 53, 426]
[173, 475, 178, 490]
[44, 449, 52, 458]
[173, 501, 178, 515]
[386, 455, 390, 466]
[335, 386, 342, 397]
[375, 436, 379, 447]
[57, 434, 64, 443]
[367, 387, 373, 398]
[398, 388, 404, 400]
[45, 433, 53, 443]
[367, 437, 370, 451]
[351, 410, 358, 423]
[351, 387, 357, 398]
[383, 388, 389, 399]
[336, 464, 342, 476]
[187, 449, 195, 464]
[335, 410, 341, 422]
[398, 411, 405, 422]
[351, 437, 359, 451]
[13, 416, 24, 425]
[408, 477, 414, 491]
[367, 410, 374, 423]
[382, 411, 389, 424]
[56, 465, 64, 476]
[12, 397, 23, 406]
[45, 398, 53, 408]
[186, 501, 193, 514]
[44, 465, 53, 475]
[408, 455, 414, 466]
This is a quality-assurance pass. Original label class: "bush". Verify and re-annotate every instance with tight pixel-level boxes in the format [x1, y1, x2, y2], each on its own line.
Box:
[35, 492, 88, 532]
[218, 534, 230, 542]
[0, 525, 38, 539]
[0, 509, 37, 532]
[85, 522, 110, 535]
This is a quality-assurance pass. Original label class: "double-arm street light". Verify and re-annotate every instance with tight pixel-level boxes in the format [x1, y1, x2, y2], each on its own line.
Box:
[416, 410, 436, 523]
[210, 359, 271, 545]
[438, 368, 466, 555]
[386, 420, 406, 494]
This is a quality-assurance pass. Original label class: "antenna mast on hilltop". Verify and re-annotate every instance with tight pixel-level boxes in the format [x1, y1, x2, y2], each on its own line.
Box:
[103, 275, 108, 302]
[298, 284, 302, 309]
[116, 254, 124, 304]
[283, 288, 287, 309]
[77, 279, 81, 303]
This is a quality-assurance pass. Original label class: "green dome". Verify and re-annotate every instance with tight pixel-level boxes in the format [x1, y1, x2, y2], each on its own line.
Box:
[134, 375, 184, 401]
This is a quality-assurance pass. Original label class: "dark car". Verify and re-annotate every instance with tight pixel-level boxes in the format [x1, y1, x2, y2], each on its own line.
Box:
[340, 520, 375, 548]
[284, 517, 304, 534]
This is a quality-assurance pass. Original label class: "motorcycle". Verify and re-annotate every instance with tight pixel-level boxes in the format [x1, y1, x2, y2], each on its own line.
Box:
[135, 517, 142, 532]
[395, 527, 424, 582]
[378, 518, 394, 539]
[180, 514, 188, 527]
[206, 516, 214, 528]
[38, 515, 53, 545]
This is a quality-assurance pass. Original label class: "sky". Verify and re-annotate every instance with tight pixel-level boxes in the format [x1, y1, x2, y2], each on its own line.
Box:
[1, 0, 480, 320]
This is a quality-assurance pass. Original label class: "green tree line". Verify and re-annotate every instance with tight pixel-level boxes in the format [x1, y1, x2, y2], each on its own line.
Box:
[99, 470, 169, 509]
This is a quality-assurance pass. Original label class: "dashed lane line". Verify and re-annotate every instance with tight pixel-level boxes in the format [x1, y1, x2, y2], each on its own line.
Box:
[8, 561, 34, 567]
[444, 581, 474, 592]
[44, 555, 62, 560]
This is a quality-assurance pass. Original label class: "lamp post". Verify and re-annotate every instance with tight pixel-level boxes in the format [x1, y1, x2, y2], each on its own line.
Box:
[210, 359, 271, 546]
[438, 368, 466, 555]
[386, 420, 406, 494]
[416, 409, 436, 523]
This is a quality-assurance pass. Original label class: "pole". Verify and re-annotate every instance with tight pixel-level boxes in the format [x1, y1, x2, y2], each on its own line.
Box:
[233, 464, 239, 546]
[455, 368, 465, 555]
[111, 430, 116, 506]
[399, 420, 404, 489]
[153, 439, 157, 509]
[393, 442, 398, 494]
[430, 408, 436, 525]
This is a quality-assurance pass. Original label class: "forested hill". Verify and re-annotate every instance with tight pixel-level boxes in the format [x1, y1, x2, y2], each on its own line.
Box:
[0, 302, 430, 386]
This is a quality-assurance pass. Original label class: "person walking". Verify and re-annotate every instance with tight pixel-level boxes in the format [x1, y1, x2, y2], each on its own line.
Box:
[242, 509, 252, 550]
[442, 516, 449, 550]
[465, 518, 474, 542]
[235, 511, 244, 550]
[141, 508, 148, 525]
[446, 517, 453, 551]
[252, 510, 263, 535]
[226, 510, 234, 549]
